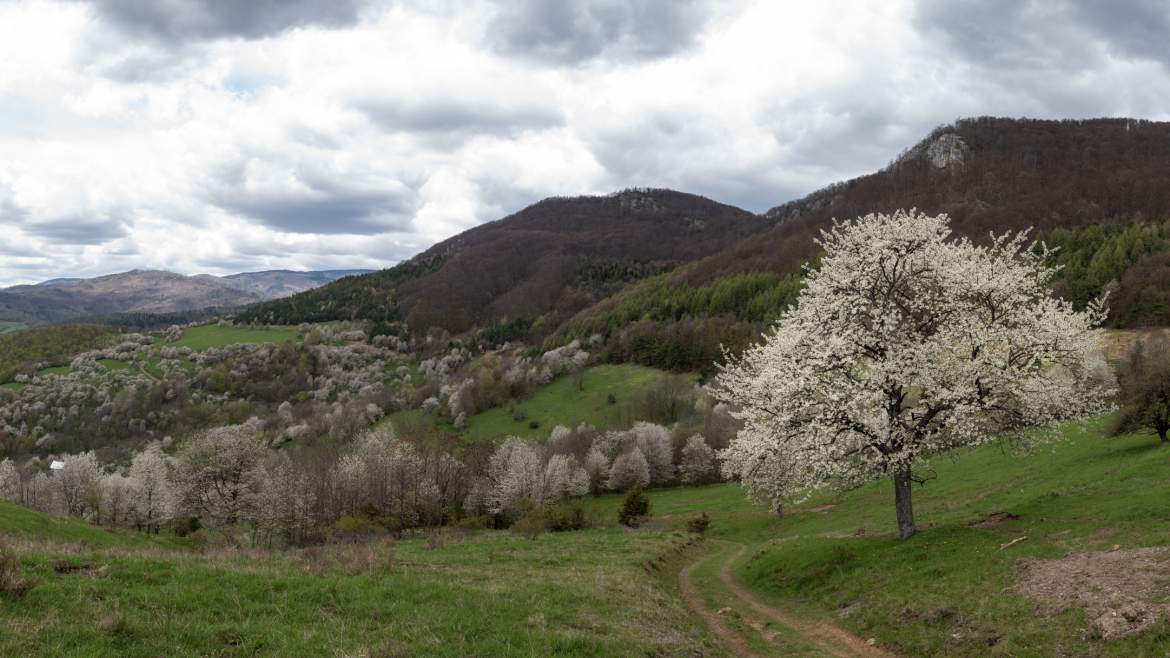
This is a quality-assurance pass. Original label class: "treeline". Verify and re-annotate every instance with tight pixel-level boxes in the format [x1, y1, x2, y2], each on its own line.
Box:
[0, 324, 115, 383]
[1040, 218, 1170, 325]
[235, 256, 443, 326]
[96, 307, 243, 331]
[549, 216, 1170, 374]
[551, 269, 800, 375]
[0, 406, 737, 546]
[561, 269, 803, 331]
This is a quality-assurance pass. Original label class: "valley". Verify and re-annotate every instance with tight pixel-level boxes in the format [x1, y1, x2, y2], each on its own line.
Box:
[8, 0, 1170, 651]
[3, 118, 1170, 657]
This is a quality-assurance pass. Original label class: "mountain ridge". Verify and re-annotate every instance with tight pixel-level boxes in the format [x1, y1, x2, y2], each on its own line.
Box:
[236, 188, 773, 332]
[0, 268, 374, 326]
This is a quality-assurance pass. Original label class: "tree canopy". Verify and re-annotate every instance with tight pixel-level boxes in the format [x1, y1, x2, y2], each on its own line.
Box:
[716, 210, 1114, 539]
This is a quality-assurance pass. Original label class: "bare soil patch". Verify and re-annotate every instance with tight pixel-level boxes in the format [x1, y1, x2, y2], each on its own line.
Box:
[792, 504, 837, 514]
[51, 560, 106, 576]
[678, 550, 761, 658]
[966, 512, 1020, 529]
[717, 543, 896, 657]
[1015, 547, 1170, 639]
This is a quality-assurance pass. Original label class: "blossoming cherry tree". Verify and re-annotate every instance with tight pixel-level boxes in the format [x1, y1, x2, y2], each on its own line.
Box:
[716, 210, 1114, 538]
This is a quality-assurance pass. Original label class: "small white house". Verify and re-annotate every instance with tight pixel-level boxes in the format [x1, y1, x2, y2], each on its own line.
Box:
[49, 460, 65, 471]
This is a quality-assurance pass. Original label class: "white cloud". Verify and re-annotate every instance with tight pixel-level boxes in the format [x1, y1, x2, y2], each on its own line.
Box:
[0, 0, 1168, 286]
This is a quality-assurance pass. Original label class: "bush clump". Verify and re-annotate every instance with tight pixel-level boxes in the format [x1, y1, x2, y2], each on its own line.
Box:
[511, 510, 547, 540]
[687, 512, 710, 534]
[0, 546, 36, 600]
[617, 484, 651, 527]
[544, 503, 593, 532]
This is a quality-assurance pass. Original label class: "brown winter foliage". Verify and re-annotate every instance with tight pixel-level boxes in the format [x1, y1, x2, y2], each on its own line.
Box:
[685, 117, 1170, 287]
[237, 189, 772, 333]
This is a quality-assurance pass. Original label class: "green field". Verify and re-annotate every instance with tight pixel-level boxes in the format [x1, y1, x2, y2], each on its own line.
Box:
[384, 363, 674, 443]
[0, 321, 28, 334]
[97, 359, 133, 372]
[466, 364, 669, 441]
[167, 325, 300, 351]
[0, 505, 717, 657]
[36, 365, 73, 378]
[0, 501, 185, 551]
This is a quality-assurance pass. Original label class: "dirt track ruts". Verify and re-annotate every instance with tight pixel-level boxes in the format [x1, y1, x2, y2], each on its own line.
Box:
[679, 541, 897, 658]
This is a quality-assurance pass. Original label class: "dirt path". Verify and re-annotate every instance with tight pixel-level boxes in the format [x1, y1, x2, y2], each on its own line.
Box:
[678, 552, 763, 658]
[679, 541, 897, 658]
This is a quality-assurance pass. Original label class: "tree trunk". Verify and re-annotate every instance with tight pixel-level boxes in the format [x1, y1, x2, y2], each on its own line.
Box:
[894, 465, 916, 539]
[1159, 426, 1168, 444]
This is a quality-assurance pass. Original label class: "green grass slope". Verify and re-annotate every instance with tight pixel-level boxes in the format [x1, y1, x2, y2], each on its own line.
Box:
[465, 364, 671, 441]
[0, 323, 115, 384]
[586, 418, 1170, 656]
[387, 364, 676, 443]
[1, 515, 719, 657]
[0, 501, 180, 550]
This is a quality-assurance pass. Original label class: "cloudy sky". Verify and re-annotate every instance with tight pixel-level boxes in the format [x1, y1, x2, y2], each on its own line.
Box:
[1, 0, 1168, 286]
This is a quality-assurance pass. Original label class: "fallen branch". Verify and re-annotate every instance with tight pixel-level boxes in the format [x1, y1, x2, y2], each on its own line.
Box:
[999, 536, 1028, 551]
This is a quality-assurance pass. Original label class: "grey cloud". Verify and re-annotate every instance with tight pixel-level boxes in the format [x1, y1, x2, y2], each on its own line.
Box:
[486, 0, 715, 65]
[71, 0, 374, 43]
[1069, 0, 1170, 67]
[208, 166, 419, 235]
[21, 216, 130, 245]
[359, 97, 563, 138]
[0, 195, 27, 223]
[216, 191, 416, 235]
[90, 46, 208, 83]
[915, 0, 1170, 71]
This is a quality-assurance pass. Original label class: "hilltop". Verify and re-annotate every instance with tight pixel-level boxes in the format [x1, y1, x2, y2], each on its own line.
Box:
[236, 189, 771, 332]
[687, 117, 1170, 285]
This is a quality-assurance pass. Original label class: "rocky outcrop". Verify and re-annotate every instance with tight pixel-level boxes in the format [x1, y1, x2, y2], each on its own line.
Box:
[923, 133, 969, 169]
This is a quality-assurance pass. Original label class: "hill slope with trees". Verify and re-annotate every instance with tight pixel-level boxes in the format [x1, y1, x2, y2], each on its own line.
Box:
[236, 189, 772, 333]
[557, 118, 1170, 372]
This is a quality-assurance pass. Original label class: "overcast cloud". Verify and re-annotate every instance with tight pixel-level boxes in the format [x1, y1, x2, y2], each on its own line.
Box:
[0, 0, 1167, 286]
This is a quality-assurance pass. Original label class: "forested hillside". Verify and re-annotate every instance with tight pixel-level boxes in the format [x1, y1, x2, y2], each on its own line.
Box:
[238, 118, 1170, 375]
[0, 324, 116, 384]
[556, 118, 1170, 372]
[690, 117, 1170, 286]
[236, 189, 772, 332]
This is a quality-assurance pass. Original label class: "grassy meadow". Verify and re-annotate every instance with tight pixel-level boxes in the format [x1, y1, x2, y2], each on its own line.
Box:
[167, 325, 300, 351]
[5, 417, 1170, 655]
[465, 364, 673, 441]
[387, 364, 678, 444]
[0, 507, 719, 657]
